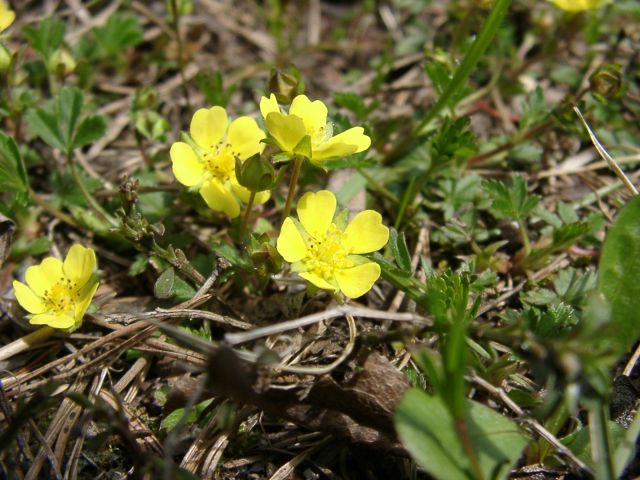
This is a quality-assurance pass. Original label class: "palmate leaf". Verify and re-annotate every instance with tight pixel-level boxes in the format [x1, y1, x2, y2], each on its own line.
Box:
[26, 86, 106, 153]
[395, 389, 529, 480]
[483, 175, 539, 221]
[0, 132, 28, 194]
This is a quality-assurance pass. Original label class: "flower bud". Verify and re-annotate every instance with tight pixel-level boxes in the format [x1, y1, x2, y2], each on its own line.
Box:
[48, 48, 76, 77]
[0, 42, 11, 72]
[268, 68, 302, 105]
[589, 64, 623, 103]
[235, 153, 278, 192]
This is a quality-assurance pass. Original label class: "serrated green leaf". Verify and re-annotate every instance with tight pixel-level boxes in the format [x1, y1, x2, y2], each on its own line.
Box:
[26, 107, 65, 151]
[395, 389, 528, 480]
[73, 115, 107, 149]
[0, 132, 28, 194]
[59, 86, 84, 148]
[93, 13, 144, 57]
[483, 175, 539, 221]
[22, 17, 65, 60]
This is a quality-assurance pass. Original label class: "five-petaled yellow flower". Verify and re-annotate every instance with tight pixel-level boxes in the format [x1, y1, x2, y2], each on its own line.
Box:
[0, 0, 15, 33]
[13, 244, 99, 331]
[549, 0, 610, 12]
[260, 94, 371, 164]
[277, 190, 389, 298]
[170, 106, 269, 218]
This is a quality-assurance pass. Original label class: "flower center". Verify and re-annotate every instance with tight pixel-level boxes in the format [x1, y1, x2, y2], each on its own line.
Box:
[306, 123, 332, 147]
[42, 277, 79, 315]
[304, 224, 354, 280]
[202, 141, 236, 183]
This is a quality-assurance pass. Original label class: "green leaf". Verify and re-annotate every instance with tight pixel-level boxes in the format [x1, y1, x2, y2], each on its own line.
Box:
[154, 267, 176, 299]
[395, 389, 528, 480]
[0, 132, 28, 194]
[26, 86, 88, 153]
[389, 228, 412, 273]
[73, 115, 107, 149]
[598, 196, 640, 352]
[22, 17, 65, 60]
[93, 13, 144, 57]
[413, 0, 512, 134]
[59, 86, 84, 148]
[483, 175, 540, 221]
[160, 399, 212, 431]
[25, 107, 65, 151]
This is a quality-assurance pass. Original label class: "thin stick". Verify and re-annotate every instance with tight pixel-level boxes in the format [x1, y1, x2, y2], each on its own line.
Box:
[468, 372, 592, 475]
[0, 327, 55, 362]
[225, 305, 429, 346]
[573, 106, 639, 196]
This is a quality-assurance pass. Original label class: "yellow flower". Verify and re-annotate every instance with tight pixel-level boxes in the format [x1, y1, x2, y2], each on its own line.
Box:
[260, 94, 371, 164]
[550, 0, 610, 12]
[277, 190, 389, 298]
[13, 244, 99, 330]
[170, 106, 269, 218]
[0, 0, 15, 33]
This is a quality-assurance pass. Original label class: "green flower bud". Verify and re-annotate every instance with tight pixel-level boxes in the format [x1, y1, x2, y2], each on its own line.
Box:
[0, 42, 11, 72]
[235, 153, 278, 192]
[133, 87, 160, 111]
[589, 64, 623, 103]
[268, 68, 302, 105]
[48, 48, 76, 77]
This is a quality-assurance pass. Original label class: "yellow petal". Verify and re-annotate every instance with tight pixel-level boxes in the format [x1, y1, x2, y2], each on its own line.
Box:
[265, 112, 306, 153]
[550, 0, 607, 11]
[74, 280, 100, 324]
[343, 210, 389, 254]
[313, 127, 371, 161]
[63, 244, 96, 288]
[30, 313, 76, 329]
[25, 257, 63, 296]
[230, 181, 271, 204]
[0, 1, 15, 33]
[335, 262, 381, 298]
[254, 189, 270, 205]
[227, 117, 265, 159]
[13, 280, 46, 314]
[200, 180, 240, 218]
[190, 106, 228, 149]
[260, 94, 280, 119]
[299, 271, 338, 291]
[297, 190, 336, 239]
[170, 142, 204, 187]
[289, 95, 328, 134]
[277, 217, 308, 262]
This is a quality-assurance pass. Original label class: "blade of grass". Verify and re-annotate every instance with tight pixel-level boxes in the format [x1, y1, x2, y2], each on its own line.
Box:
[413, 0, 512, 137]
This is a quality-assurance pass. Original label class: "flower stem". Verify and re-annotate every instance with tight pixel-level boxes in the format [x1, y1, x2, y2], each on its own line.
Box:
[240, 190, 257, 238]
[282, 155, 303, 222]
[68, 152, 118, 227]
[518, 219, 532, 257]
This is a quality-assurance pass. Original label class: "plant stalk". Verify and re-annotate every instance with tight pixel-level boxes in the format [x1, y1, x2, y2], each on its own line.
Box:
[240, 190, 257, 238]
[68, 152, 118, 227]
[282, 155, 303, 222]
